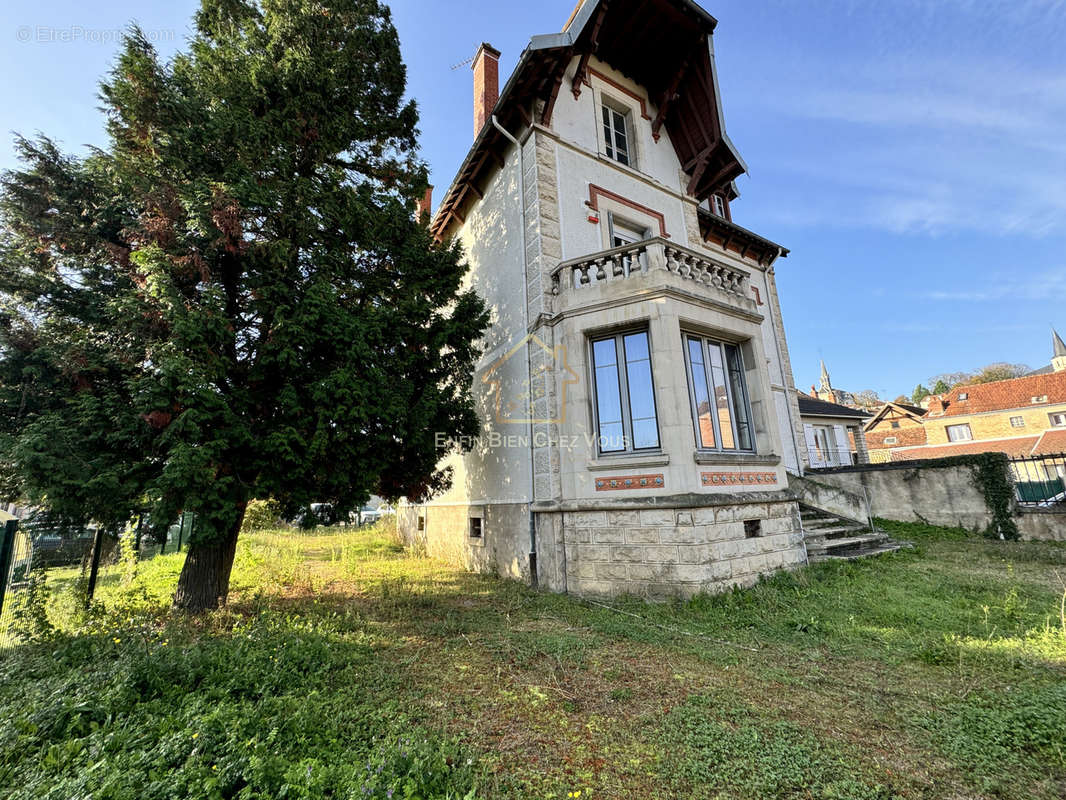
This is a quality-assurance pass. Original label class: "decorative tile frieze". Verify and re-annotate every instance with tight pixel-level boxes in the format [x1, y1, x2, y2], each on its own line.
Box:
[701, 471, 778, 487]
[594, 474, 665, 491]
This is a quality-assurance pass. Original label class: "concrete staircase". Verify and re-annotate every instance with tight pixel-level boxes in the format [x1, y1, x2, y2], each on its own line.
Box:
[800, 505, 903, 563]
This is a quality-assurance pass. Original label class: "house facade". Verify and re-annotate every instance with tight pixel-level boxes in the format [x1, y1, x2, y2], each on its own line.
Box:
[399, 0, 810, 599]
[865, 332, 1066, 462]
[797, 395, 871, 468]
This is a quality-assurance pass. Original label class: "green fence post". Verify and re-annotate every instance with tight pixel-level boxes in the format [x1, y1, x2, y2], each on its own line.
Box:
[0, 519, 18, 619]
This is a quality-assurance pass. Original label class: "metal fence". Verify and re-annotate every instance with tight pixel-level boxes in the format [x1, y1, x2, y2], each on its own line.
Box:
[1009, 453, 1066, 507]
[0, 512, 198, 649]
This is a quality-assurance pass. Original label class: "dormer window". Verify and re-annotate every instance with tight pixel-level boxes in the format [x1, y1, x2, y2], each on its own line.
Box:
[601, 102, 631, 166]
[958, 392, 968, 400]
[1032, 395, 1048, 404]
[710, 195, 727, 218]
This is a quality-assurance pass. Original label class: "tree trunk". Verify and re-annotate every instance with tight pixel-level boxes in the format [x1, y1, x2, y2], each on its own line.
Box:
[172, 507, 245, 613]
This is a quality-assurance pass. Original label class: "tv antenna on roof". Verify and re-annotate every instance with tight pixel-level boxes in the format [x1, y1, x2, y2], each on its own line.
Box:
[450, 52, 476, 70]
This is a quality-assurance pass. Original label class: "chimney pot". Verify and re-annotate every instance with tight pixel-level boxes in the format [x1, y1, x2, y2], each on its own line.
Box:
[472, 43, 501, 138]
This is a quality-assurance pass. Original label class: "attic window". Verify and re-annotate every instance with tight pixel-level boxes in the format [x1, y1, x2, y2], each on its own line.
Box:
[601, 102, 631, 167]
[958, 393, 968, 400]
[710, 195, 727, 218]
[890, 421, 900, 429]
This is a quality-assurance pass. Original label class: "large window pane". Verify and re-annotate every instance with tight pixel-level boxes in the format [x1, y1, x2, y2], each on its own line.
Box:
[685, 334, 754, 453]
[687, 336, 716, 448]
[623, 332, 658, 449]
[725, 344, 752, 451]
[707, 343, 736, 449]
[592, 338, 625, 453]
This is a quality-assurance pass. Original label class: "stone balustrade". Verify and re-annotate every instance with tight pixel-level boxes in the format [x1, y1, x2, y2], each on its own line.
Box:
[550, 237, 752, 307]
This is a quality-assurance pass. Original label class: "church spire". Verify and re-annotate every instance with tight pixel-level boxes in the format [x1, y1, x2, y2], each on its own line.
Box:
[819, 360, 832, 392]
[1053, 327, 1066, 372]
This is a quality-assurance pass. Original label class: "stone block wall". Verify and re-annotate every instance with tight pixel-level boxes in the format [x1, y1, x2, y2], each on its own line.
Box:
[560, 499, 805, 599]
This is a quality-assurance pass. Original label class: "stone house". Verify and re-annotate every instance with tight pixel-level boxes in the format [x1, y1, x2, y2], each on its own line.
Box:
[865, 331, 1066, 462]
[398, 0, 812, 598]
[797, 394, 871, 468]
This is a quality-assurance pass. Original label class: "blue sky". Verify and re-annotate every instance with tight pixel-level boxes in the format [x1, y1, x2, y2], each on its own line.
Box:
[3, 0, 1065, 400]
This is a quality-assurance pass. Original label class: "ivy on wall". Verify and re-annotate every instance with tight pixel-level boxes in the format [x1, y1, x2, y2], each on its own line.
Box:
[894, 453, 1018, 540]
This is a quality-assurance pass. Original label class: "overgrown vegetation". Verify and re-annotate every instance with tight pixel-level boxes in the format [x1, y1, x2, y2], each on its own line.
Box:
[1, 519, 1064, 798]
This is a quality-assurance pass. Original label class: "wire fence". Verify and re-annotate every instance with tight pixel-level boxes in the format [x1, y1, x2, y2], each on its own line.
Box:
[1008, 453, 1066, 507]
[0, 512, 197, 649]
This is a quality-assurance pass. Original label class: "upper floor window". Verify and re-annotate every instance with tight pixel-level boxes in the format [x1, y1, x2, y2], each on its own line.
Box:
[1010, 416, 1025, 428]
[601, 102, 631, 167]
[710, 195, 727, 218]
[590, 330, 659, 454]
[946, 423, 973, 442]
[1050, 412, 1066, 428]
[683, 334, 753, 452]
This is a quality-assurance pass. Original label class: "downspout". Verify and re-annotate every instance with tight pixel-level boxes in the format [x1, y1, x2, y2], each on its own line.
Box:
[766, 246, 804, 477]
[492, 113, 539, 588]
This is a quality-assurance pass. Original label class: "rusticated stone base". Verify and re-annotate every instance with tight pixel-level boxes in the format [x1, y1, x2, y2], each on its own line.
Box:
[555, 498, 805, 599]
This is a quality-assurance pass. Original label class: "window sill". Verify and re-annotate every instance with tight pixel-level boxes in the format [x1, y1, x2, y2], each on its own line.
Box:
[588, 452, 670, 472]
[693, 451, 781, 467]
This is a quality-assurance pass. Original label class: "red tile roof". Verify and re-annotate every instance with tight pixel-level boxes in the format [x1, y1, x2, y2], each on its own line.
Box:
[925, 371, 1066, 418]
[889, 436, 1040, 462]
[1031, 428, 1066, 456]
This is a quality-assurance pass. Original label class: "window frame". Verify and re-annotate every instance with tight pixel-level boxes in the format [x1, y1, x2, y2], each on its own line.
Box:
[884, 436, 899, 445]
[1049, 412, 1066, 428]
[946, 423, 973, 442]
[588, 329, 661, 456]
[1010, 416, 1025, 428]
[682, 332, 755, 454]
[601, 98, 633, 167]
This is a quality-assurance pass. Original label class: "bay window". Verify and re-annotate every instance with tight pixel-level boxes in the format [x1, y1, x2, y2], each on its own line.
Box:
[590, 330, 659, 454]
[683, 334, 754, 452]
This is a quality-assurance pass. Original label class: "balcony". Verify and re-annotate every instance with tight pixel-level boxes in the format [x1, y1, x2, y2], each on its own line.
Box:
[549, 238, 759, 318]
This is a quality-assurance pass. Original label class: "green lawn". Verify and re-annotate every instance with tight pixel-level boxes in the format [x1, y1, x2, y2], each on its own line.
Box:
[1, 520, 1064, 799]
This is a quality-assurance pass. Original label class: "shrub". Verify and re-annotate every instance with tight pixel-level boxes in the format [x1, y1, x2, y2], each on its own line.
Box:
[241, 498, 284, 534]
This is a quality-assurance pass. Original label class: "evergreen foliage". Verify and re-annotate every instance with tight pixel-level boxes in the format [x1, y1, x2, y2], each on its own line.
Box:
[0, 0, 488, 610]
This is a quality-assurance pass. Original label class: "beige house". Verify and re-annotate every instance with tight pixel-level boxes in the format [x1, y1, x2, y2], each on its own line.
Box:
[865, 331, 1066, 462]
[399, 0, 811, 598]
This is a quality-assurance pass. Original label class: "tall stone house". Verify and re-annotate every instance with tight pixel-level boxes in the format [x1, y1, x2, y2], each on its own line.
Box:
[399, 0, 812, 598]
[865, 331, 1066, 462]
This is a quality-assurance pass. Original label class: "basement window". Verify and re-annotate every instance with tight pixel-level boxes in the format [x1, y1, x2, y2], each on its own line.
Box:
[744, 520, 762, 538]
[417, 515, 425, 532]
[469, 517, 483, 539]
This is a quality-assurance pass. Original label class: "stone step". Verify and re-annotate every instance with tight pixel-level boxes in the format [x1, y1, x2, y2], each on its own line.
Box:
[812, 543, 902, 563]
[805, 524, 871, 540]
[807, 532, 890, 553]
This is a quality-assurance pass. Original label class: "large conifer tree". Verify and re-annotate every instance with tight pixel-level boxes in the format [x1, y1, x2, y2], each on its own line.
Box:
[0, 0, 487, 611]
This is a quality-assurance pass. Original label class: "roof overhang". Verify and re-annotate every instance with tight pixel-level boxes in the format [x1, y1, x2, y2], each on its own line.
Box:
[431, 0, 750, 240]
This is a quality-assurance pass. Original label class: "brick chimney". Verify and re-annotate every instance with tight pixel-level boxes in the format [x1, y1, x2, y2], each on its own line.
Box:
[415, 185, 433, 221]
[472, 43, 501, 138]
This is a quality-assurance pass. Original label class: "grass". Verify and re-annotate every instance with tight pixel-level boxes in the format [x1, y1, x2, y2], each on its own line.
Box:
[0, 518, 1064, 798]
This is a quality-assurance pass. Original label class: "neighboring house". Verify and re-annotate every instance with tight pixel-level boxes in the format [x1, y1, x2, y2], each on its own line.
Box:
[864, 401, 929, 463]
[399, 0, 810, 599]
[797, 394, 871, 468]
[865, 331, 1066, 462]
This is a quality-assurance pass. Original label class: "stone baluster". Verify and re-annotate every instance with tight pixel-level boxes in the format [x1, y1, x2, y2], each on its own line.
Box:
[577, 262, 591, 286]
